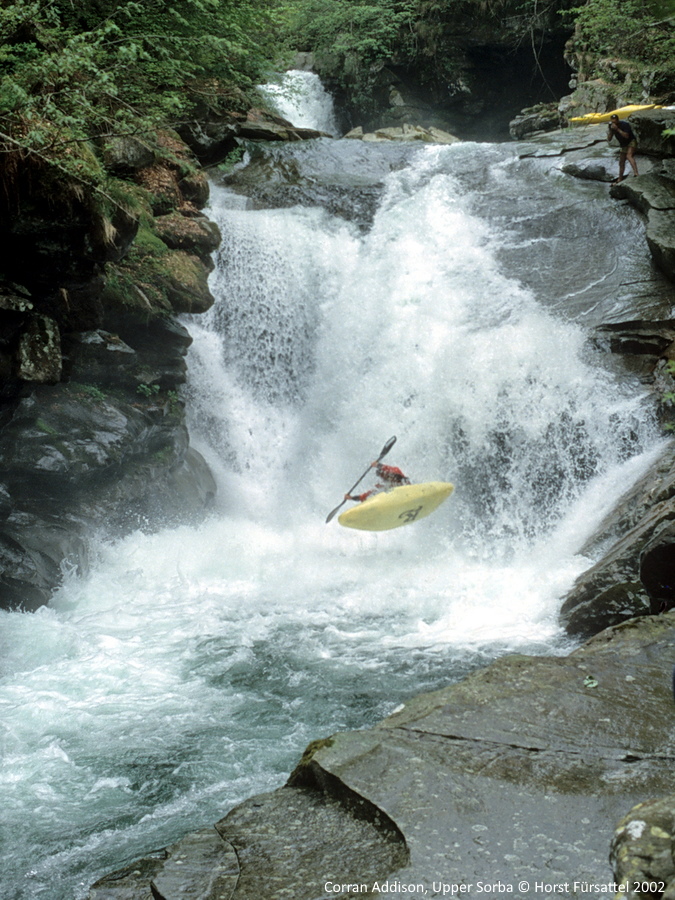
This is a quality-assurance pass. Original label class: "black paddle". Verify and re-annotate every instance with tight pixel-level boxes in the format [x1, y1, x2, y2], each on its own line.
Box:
[325, 435, 397, 524]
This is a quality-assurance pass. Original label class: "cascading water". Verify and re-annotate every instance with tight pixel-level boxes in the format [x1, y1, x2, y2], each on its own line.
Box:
[0, 72, 667, 900]
[258, 69, 339, 136]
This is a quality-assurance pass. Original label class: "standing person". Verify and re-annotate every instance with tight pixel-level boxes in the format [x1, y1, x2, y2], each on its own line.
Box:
[607, 114, 638, 184]
[345, 461, 410, 503]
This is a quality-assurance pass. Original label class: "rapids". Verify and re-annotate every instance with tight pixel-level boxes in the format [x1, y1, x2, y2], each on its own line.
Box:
[0, 73, 668, 900]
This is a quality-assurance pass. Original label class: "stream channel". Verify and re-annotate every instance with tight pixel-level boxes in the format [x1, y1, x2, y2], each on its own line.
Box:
[1, 72, 672, 899]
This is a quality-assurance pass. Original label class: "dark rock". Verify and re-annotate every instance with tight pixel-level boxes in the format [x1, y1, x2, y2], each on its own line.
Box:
[640, 521, 675, 612]
[631, 109, 675, 157]
[62, 330, 138, 388]
[16, 314, 62, 383]
[559, 443, 675, 637]
[646, 208, 675, 280]
[509, 103, 561, 139]
[0, 384, 163, 485]
[0, 484, 11, 521]
[562, 159, 614, 182]
[177, 118, 240, 166]
[178, 170, 210, 207]
[153, 212, 221, 261]
[178, 107, 329, 166]
[101, 136, 156, 173]
[0, 508, 89, 611]
[163, 448, 216, 521]
[593, 320, 675, 358]
[89, 205, 140, 264]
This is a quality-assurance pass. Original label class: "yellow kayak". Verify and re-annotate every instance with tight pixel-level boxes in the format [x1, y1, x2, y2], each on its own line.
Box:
[569, 104, 660, 125]
[338, 481, 454, 532]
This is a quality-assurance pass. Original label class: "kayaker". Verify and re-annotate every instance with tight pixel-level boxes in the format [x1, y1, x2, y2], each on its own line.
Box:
[607, 114, 638, 183]
[345, 461, 410, 503]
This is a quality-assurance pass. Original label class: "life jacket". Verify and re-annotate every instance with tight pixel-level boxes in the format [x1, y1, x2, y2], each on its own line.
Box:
[376, 463, 410, 485]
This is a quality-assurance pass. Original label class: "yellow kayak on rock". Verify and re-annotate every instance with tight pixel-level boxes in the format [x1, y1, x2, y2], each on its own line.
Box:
[338, 481, 454, 532]
[569, 104, 660, 125]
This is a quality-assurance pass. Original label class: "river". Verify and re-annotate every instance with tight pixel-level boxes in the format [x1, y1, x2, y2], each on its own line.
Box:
[0, 72, 668, 899]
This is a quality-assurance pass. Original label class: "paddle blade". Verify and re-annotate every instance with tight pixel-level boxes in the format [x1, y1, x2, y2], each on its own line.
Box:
[379, 435, 396, 459]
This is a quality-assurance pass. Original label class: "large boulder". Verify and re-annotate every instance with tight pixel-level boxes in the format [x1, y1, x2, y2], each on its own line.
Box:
[611, 794, 675, 899]
[631, 109, 675, 157]
[559, 442, 675, 637]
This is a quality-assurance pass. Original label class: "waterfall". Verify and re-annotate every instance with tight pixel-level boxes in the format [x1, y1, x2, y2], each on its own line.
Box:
[258, 69, 339, 136]
[0, 77, 665, 900]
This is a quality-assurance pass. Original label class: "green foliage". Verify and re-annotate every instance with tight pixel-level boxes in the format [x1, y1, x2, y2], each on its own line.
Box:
[70, 383, 108, 402]
[136, 382, 160, 397]
[280, 0, 420, 109]
[564, 0, 675, 86]
[279, 0, 573, 114]
[0, 0, 277, 208]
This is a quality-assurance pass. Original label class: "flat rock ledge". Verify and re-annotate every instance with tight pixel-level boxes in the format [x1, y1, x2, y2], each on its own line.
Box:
[88, 613, 675, 899]
[344, 124, 461, 143]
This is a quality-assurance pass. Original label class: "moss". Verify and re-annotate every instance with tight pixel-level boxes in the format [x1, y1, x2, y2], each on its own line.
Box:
[133, 223, 170, 257]
[35, 418, 58, 435]
[288, 737, 336, 785]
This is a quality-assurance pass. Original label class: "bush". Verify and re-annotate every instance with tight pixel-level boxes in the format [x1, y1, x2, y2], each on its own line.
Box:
[0, 0, 276, 205]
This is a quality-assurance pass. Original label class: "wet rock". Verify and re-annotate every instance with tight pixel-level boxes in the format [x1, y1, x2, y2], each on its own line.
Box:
[179, 106, 329, 165]
[611, 794, 675, 899]
[640, 521, 675, 612]
[163, 447, 216, 521]
[509, 102, 561, 139]
[153, 212, 221, 262]
[0, 313, 211, 610]
[16, 314, 62, 383]
[559, 442, 675, 637]
[178, 170, 210, 208]
[88, 827, 238, 900]
[646, 209, 675, 280]
[0, 508, 89, 611]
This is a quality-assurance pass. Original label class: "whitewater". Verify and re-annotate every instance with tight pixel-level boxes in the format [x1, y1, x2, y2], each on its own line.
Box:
[0, 72, 666, 899]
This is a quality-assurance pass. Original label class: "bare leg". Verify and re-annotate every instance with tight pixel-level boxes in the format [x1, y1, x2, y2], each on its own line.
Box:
[626, 145, 638, 176]
[618, 150, 627, 181]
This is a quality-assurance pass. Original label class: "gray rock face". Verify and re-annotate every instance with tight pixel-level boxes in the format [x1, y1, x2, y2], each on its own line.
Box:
[89, 785, 407, 899]
[0, 316, 216, 610]
[611, 170, 675, 281]
[559, 442, 675, 637]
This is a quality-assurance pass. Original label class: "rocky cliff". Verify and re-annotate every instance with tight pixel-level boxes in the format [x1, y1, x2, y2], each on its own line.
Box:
[0, 131, 220, 610]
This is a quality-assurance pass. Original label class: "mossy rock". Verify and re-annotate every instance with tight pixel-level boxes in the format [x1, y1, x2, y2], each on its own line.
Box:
[153, 212, 221, 261]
